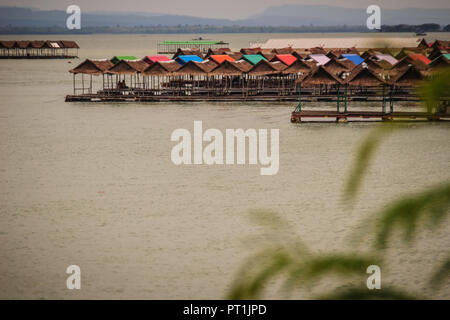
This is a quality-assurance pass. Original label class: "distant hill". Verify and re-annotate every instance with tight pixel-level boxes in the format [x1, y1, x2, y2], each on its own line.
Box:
[0, 7, 232, 27]
[0, 5, 448, 28]
[245, 5, 450, 26]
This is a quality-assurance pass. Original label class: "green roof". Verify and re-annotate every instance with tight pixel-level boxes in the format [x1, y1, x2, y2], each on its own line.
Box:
[158, 40, 227, 45]
[111, 56, 137, 64]
[242, 54, 267, 65]
[443, 53, 450, 60]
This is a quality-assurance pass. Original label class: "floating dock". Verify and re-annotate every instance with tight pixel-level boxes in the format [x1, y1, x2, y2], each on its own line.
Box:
[291, 110, 450, 123]
[0, 40, 79, 59]
[65, 93, 421, 103]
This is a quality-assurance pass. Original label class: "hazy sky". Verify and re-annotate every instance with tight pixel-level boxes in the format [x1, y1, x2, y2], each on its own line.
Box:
[2, 0, 450, 19]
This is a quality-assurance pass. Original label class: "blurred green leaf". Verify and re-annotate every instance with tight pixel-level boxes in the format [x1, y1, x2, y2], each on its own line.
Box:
[317, 286, 419, 300]
[283, 254, 379, 294]
[375, 183, 450, 249]
[229, 68, 450, 301]
[430, 256, 450, 289]
[418, 69, 450, 113]
[344, 123, 396, 202]
[227, 249, 292, 300]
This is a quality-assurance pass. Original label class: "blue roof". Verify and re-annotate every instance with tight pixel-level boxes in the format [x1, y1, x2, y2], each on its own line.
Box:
[175, 55, 203, 65]
[342, 54, 364, 66]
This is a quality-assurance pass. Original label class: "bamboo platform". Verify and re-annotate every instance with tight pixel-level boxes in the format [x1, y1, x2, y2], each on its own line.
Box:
[291, 110, 450, 123]
[65, 93, 421, 103]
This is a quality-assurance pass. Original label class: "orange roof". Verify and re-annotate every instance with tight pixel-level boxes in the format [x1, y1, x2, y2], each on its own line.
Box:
[272, 54, 297, 66]
[408, 53, 431, 65]
[209, 55, 236, 64]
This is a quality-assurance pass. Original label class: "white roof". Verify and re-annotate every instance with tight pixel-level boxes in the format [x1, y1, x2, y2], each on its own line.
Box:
[257, 37, 422, 49]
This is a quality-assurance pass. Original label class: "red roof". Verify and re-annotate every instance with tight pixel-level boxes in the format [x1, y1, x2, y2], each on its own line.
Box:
[272, 54, 297, 66]
[408, 53, 431, 65]
[209, 55, 236, 64]
[144, 55, 171, 64]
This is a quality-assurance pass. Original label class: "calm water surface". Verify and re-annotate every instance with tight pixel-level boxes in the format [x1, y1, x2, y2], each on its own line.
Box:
[0, 33, 449, 299]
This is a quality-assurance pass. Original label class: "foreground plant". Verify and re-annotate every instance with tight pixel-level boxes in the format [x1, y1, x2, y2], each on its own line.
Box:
[228, 69, 450, 300]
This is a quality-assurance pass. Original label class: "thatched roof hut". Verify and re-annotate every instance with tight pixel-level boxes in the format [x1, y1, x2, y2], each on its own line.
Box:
[373, 54, 398, 66]
[205, 48, 232, 57]
[261, 52, 276, 61]
[107, 60, 149, 75]
[272, 47, 294, 54]
[345, 64, 386, 87]
[299, 66, 344, 86]
[174, 54, 204, 66]
[226, 52, 244, 60]
[417, 38, 429, 49]
[336, 58, 358, 70]
[30, 40, 46, 48]
[240, 47, 261, 55]
[391, 57, 428, 71]
[16, 41, 31, 49]
[309, 47, 327, 54]
[0, 39, 79, 52]
[395, 47, 427, 60]
[110, 56, 138, 64]
[173, 60, 216, 75]
[60, 40, 80, 49]
[324, 58, 352, 75]
[143, 55, 171, 65]
[431, 40, 450, 50]
[282, 59, 314, 75]
[391, 57, 411, 70]
[428, 47, 449, 61]
[327, 50, 344, 59]
[208, 55, 235, 64]
[242, 54, 267, 65]
[209, 60, 252, 76]
[247, 60, 287, 76]
[143, 60, 181, 76]
[390, 65, 425, 87]
[361, 49, 381, 60]
[0, 41, 16, 49]
[308, 54, 330, 65]
[70, 59, 114, 75]
[429, 54, 450, 71]
[327, 48, 358, 58]
[270, 54, 297, 66]
[233, 60, 253, 73]
[45, 41, 63, 48]
[407, 53, 431, 66]
[291, 51, 308, 60]
[364, 58, 393, 71]
[172, 48, 204, 59]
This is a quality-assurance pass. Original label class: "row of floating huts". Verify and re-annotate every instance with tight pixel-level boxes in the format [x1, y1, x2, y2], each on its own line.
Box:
[66, 39, 450, 102]
[0, 40, 80, 58]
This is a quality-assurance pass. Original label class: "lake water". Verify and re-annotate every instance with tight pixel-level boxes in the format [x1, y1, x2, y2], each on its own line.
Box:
[0, 33, 449, 299]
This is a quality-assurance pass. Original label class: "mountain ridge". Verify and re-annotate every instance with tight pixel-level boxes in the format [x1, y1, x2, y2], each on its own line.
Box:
[0, 5, 448, 28]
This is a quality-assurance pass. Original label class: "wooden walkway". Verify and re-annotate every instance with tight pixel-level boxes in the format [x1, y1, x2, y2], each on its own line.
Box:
[291, 110, 450, 123]
[65, 94, 421, 103]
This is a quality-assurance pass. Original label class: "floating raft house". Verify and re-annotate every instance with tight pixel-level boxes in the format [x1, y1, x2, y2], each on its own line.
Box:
[0, 40, 79, 59]
[65, 39, 450, 116]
